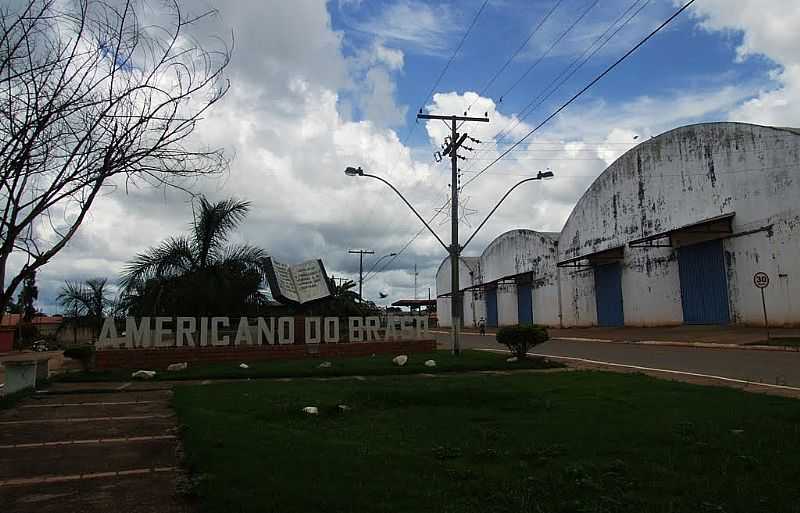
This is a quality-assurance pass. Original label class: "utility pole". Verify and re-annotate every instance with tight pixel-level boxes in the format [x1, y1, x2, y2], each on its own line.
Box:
[413, 263, 418, 300]
[348, 249, 374, 302]
[416, 113, 489, 354]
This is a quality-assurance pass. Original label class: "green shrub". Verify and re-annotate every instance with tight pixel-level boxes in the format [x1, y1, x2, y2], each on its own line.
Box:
[63, 344, 95, 369]
[496, 325, 549, 358]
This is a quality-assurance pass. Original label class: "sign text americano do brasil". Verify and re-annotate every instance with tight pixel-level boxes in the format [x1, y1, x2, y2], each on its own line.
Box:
[95, 316, 431, 349]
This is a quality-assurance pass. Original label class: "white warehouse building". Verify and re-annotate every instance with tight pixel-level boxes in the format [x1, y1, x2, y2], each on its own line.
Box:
[436, 122, 800, 328]
[436, 230, 560, 328]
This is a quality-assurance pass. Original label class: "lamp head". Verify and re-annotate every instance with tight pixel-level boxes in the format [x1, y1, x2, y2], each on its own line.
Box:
[537, 170, 554, 180]
[344, 166, 363, 177]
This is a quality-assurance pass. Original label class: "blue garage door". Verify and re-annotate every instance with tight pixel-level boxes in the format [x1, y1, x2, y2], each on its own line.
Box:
[594, 263, 624, 327]
[678, 239, 730, 325]
[486, 288, 498, 327]
[517, 284, 533, 325]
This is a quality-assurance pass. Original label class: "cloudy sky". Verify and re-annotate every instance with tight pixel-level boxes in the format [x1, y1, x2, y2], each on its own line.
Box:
[20, 0, 800, 312]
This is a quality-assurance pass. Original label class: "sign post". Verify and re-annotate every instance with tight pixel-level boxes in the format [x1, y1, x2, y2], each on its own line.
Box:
[753, 272, 770, 341]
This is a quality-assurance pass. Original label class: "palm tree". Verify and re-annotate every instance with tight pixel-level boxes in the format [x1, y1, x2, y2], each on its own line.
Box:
[58, 278, 115, 339]
[120, 196, 269, 317]
[329, 277, 359, 301]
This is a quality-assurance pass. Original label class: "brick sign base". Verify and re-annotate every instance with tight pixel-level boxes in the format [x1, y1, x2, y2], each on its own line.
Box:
[94, 339, 437, 370]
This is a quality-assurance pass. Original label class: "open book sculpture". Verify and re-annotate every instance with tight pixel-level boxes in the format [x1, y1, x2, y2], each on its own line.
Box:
[265, 257, 333, 305]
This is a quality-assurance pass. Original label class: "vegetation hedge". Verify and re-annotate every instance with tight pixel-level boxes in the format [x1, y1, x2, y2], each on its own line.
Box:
[496, 324, 549, 358]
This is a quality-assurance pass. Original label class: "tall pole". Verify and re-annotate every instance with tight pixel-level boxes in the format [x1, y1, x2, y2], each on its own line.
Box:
[413, 263, 418, 300]
[416, 113, 489, 355]
[449, 117, 462, 355]
[348, 249, 374, 302]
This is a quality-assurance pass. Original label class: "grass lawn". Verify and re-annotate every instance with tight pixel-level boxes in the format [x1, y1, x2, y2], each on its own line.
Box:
[761, 337, 800, 348]
[57, 350, 560, 382]
[174, 370, 800, 513]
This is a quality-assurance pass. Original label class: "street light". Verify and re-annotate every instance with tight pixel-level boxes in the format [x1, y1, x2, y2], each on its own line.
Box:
[344, 165, 554, 355]
[364, 252, 398, 281]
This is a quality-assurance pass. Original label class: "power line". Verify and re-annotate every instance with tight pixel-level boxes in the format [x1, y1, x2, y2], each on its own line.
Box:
[365, 1, 491, 277]
[363, 205, 447, 285]
[462, 0, 697, 189]
[496, 0, 600, 105]
[421, 0, 490, 112]
[465, 0, 649, 165]
[491, 0, 651, 145]
[457, 162, 800, 180]
[465, 0, 565, 113]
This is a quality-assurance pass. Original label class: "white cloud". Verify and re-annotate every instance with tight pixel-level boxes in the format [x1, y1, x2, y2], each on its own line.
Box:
[348, 40, 407, 127]
[685, 1, 800, 126]
[349, 1, 456, 55]
[22, 0, 800, 313]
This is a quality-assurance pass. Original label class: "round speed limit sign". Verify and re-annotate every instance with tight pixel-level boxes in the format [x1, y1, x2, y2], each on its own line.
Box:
[753, 272, 770, 289]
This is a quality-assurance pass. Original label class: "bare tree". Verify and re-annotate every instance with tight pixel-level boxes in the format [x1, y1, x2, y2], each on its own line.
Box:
[0, 0, 231, 321]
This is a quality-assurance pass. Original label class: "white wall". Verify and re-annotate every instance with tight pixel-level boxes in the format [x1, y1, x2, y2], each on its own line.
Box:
[559, 269, 597, 327]
[435, 256, 482, 327]
[481, 230, 561, 326]
[724, 213, 800, 326]
[558, 123, 800, 327]
[463, 291, 486, 328]
[436, 297, 452, 328]
[532, 276, 561, 328]
[497, 283, 518, 326]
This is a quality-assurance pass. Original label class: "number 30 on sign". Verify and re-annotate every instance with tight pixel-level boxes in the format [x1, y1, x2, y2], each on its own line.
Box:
[753, 272, 769, 289]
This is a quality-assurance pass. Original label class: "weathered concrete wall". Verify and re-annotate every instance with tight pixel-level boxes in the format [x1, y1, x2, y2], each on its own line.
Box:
[436, 297, 452, 328]
[480, 230, 560, 326]
[559, 269, 596, 327]
[481, 230, 559, 283]
[724, 213, 800, 325]
[435, 256, 482, 328]
[558, 122, 800, 327]
[497, 283, 519, 326]
[463, 291, 486, 327]
[532, 277, 561, 328]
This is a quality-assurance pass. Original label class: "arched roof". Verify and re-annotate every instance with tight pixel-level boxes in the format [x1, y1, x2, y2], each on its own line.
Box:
[435, 256, 481, 296]
[558, 122, 800, 261]
[480, 229, 559, 284]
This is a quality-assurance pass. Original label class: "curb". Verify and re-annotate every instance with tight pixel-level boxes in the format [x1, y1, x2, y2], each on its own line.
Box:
[552, 337, 800, 353]
[430, 330, 800, 353]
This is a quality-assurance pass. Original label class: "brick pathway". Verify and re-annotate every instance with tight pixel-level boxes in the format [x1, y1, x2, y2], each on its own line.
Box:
[0, 383, 191, 513]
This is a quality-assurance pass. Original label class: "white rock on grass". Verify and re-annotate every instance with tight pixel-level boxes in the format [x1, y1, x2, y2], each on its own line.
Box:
[167, 362, 188, 372]
[239, 363, 250, 369]
[392, 355, 408, 367]
[424, 359, 437, 368]
[318, 361, 332, 368]
[302, 406, 319, 415]
[337, 404, 351, 412]
[131, 370, 156, 379]
[506, 356, 518, 363]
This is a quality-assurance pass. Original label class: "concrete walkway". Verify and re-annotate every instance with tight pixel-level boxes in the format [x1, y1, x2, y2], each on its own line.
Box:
[0, 382, 191, 513]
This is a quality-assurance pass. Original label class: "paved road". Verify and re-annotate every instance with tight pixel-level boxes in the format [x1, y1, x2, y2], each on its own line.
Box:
[432, 331, 800, 388]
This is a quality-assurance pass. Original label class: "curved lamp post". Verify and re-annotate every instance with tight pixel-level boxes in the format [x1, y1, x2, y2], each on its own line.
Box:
[344, 166, 553, 354]
[364, 252, 398, 283]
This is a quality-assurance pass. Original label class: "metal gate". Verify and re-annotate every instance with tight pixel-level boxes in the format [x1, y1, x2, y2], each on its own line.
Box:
[517, 284, 533, 325]
[594, 262, 624, 327]
[486, 288, 498, 327]
[678, 239, 730, 324]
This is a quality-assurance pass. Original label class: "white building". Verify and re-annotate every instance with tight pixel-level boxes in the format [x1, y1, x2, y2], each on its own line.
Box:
[436, 230, 559, 328]
[435, 256, 482, 328]
[436, 122, 800, 328]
